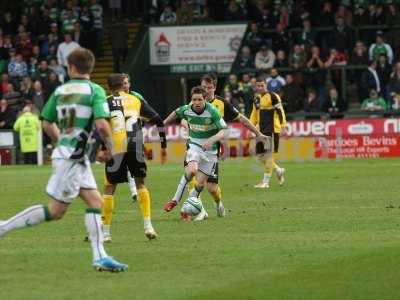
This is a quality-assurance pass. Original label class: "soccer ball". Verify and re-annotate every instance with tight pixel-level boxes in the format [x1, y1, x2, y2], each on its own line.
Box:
[181, 197, 203, 218]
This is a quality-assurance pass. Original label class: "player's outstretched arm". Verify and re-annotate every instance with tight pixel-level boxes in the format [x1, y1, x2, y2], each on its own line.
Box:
[147, 115, 167, 149]
[163, 111, 178, 125]
[180, 119, 188, 130]
[203, 129, 228, 151]
[238, 114, 265, 138]
[95, 118, 113, 160]
[139, 98, 167, 150]
[147, 114, 168, 164]
[42, 120, 60, 143]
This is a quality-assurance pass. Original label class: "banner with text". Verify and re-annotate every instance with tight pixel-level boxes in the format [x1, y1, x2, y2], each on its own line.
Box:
[143, 118, 400, 161]
[149, 24, 247, 66]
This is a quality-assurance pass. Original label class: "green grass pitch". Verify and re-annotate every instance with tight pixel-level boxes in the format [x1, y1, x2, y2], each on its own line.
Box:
[0, 158, 399, 300]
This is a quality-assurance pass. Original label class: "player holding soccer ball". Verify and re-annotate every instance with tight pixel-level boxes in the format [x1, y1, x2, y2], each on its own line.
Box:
[0, 48, 127, 272]
[98, 73, 167, 241]
[163, 86, 228, 221]
[164, 74, 267, 217]
[250, 77, 287, 189]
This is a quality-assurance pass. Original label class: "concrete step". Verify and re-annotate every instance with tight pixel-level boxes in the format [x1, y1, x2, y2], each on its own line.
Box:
[97, 56, 113, 62]
[92, 18, 141, 81]
[94, 66, 113, 72]
[102, 50, 113, 55]
[93, 71, 108, 75]
[92, 74, 111, 79]
[96, 60, 113, 65]
[92, 75, 109, 80]
[93, 79, 108, 85]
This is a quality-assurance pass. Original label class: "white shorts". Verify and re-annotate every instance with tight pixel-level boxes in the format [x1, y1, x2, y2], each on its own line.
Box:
[46, 159, 97, 203]
[185, 146, 217, 176]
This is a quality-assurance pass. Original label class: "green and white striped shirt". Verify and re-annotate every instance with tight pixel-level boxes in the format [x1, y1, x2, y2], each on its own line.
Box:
[175, 102, 227, 154]
[41, 79, 109, 160]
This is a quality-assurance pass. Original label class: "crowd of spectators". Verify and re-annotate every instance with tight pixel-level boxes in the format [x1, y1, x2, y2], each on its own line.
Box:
[0, 0, 104, 130]
[235, 0, 400, 115]
[2, 0, 400, 133]
[151, 0, 400, 116]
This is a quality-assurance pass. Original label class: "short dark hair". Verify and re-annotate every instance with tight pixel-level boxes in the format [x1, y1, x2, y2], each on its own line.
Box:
[191, 86, 206, 97]
[307, 88, 316, 95]
[201, 73, 217, 86]
[255, 76, 266, 83]
[67, 47, 95, 74]
[107, 73, 129, 90]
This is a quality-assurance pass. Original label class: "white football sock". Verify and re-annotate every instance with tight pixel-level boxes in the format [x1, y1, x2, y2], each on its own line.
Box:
[102, 224, 111, 237]
[127, 171, 137, 197]
[85, 209, 108, 262]
[172, 174, 192, 203]
[263, 173, 271, 183]
[143, 218, 153, 230]
[0, 205, 49, 236]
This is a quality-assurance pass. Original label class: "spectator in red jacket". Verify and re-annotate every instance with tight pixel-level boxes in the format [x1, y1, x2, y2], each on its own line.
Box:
[0, 73, 10, 97]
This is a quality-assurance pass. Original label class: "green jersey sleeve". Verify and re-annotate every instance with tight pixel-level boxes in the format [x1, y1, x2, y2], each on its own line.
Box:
[210, 104, 227, 130]
[130, 91, 144, 101]
[92, 84, 109, 119]
[377, 98, 387, 109]
[175, 105, 187, 119]
[41, 93, 57, 122]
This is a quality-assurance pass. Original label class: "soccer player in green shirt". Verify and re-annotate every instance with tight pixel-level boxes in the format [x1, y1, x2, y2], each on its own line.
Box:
[163, 86, 228, 220]
[0, 48, 127, 272]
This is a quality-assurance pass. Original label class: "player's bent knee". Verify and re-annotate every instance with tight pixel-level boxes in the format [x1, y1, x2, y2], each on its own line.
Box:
[104, 184, 116, 195]
[135, 177, 145, 189]
[186, 161, 198, 177]
[195, 177, 207, 188]
[186, 168, 197, 178]
[48, 207, 67, 220]
[50, 212, 64, 220]
[48, 197, 69, 221]
[197, 182, 206, 189]
[207, 183, 218, 193]
[80, 189, 103, 209]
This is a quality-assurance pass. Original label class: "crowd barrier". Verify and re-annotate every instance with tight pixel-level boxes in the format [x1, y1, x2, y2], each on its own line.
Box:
[143, 117, 400, 162]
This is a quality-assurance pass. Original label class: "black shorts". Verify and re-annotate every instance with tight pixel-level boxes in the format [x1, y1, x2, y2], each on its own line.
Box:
[207, 162, 219, 184]
[183, 159, 219, 184]
[105, 151, 147, 185]
[256, 133, 280, 155]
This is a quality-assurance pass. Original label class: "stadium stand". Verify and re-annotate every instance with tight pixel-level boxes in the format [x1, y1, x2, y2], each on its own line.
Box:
[0, 0, 142, 129]
[1, 0, 400, 164]
[143, 0, 400, 117]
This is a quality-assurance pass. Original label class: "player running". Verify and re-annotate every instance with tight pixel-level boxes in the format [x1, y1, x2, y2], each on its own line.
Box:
[250, 77, 286, 189]
[164, 73, 267, 217]
[99, 73, 167, 241]
[163, 86, 228, 220]
[0, 48, 127, 272]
